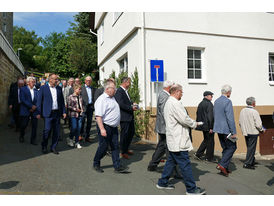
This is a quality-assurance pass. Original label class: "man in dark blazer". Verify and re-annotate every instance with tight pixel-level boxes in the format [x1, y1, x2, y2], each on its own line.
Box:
[80, 76, 96, 142]
[195, 91, 215, 162]
[37, 73, 66, 154]
[19, 77, 39, 145]
[8, 77, 25, 131]
[115, 77, 138, 159]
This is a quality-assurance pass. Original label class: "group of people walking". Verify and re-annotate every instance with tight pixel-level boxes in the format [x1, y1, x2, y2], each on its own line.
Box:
[8, 73, 265, 195]
[147, 81, 265, 195]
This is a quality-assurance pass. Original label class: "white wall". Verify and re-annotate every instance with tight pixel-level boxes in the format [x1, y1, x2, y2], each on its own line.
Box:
[145, 29, 274, 107]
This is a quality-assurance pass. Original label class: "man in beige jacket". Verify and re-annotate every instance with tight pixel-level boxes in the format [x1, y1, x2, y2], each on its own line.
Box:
[156, 84, 206, 195]
[239, 97, 265, 170]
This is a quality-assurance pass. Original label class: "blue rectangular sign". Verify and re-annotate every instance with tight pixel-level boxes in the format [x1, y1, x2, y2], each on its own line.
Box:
[150, 60, 164, 82]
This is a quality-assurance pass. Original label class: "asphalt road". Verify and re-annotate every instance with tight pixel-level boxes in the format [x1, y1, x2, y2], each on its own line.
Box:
[0, 119, 273, 195]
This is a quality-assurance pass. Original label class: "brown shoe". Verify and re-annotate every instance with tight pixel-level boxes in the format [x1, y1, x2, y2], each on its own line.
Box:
[216, 164, 228, 176]
[121, 153, 130, 159]
[85, 138, 92, 143]
[127, 150, 134, 155]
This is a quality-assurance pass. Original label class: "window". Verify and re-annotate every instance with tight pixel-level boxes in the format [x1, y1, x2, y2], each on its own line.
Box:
[99, 21, 104, 45]
[113, 12, 123, 25]
[3, 13, 7, 18]
[269, 53, 274, 84]
[118, 55, 128, 73]
[187, 48, 206, 83]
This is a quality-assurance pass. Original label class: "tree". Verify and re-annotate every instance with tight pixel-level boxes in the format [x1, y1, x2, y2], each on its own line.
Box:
[13, 26, 43, 70]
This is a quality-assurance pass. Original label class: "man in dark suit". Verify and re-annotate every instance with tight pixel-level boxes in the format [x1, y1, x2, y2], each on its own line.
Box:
[19, 77, 39, 145]
[195, 91, 215, 162]
[115, 77, 138, 159]
[8, 77, 25, 131]
[80, 76, 96, 143]
[36, 73, 66, 154]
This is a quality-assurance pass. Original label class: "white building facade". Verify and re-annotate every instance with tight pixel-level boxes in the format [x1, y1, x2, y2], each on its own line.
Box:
[95, 12, 274, 154]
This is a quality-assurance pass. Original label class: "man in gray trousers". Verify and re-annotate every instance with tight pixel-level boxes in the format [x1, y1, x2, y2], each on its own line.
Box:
[147, 80, 174, 171]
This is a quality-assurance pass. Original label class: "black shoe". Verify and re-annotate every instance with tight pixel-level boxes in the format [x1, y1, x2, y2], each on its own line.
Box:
[30, 141, 38, 145]
[94, 165, 104, 173]
[115, 166, 129, 173]
[205, 158, 217, 163]
[194, 153, 203, 160]
[50, 148, 59, 155]
[243, 164, 255, 170]
[147, 165, 157, 172]
[42, 148, 48, 154]
[19, 137, 24, 143]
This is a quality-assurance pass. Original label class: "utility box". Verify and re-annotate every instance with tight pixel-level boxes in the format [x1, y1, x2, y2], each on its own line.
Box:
[259, 115, 274, 155]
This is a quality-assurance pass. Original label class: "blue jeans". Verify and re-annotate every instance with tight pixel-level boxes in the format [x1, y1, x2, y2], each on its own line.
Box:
[158, 151, 197, 193]
[218, 133, 237, 168]
[93, 124, 120, 169]
[70, 116, 83, 143]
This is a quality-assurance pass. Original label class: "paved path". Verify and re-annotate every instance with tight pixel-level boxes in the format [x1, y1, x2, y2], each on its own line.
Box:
[0, 120, 273, 195]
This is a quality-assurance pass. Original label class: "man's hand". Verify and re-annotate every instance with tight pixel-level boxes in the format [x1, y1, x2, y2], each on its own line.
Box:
[209, 129, 213, 134]
[29, 109, 33, 113]
[9, 105, 12, 110]
[63, 113, 67, 119]
[100, 128, 107, 137]
[76, 109, 81, 113]
[31, 105, 37, 111]
[231, 134, 237, 138]
[36, 115, 41, 119]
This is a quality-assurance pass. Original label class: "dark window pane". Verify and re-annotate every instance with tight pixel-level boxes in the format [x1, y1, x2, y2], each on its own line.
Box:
[269, 73, 274, 81]
[188, 69, 194, 79]
[194, 50, 201, 59]
[188, 49, 193, 58]
[188, 60, 194, 68]
[195, 60, 201, 68]
[270, 55, 274, 64]
[195, 70, 201, 79]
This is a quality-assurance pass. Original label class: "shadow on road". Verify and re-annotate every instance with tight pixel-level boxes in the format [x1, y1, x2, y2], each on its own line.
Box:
[0, 181, 19, 189]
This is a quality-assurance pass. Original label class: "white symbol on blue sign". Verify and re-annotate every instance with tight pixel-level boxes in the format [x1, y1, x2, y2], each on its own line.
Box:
[150, 60, 164, 82]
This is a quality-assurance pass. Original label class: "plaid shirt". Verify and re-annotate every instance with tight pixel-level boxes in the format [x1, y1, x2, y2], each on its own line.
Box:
[67, 94, 84, 118]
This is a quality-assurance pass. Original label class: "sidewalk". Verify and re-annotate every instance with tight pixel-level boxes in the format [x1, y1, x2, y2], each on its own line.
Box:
[0, 119, 273, 195]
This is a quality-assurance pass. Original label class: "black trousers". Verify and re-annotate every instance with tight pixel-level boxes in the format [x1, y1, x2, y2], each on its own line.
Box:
[148, 133, 169, 167]
[19, 115, 38, 142]
[12, 104, 21, 129]
[196, 131, 215, 160]
[120, 120, 135, 154]
[244, 134, 258, 165]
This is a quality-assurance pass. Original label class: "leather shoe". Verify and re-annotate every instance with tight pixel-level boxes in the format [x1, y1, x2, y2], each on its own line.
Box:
[243, 164, 255, 170]
[30, 141, 38, 145]
[94, 165, 104, 173]
[147, 165, 157, 171]
[216, 164, 228, 176]
[114, 166, 129, 173]
[121, 153, 130, 159]
[127, 150, 134, 155]
[42, 148, 48, 154]
[51, 148, 59, 155]
[85, 138, 92, 143]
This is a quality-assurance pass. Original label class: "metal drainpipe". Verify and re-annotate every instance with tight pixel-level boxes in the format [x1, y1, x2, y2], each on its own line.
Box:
[141, 12, 147, 110]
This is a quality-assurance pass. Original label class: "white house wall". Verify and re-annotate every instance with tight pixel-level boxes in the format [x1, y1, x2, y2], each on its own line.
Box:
[145, 29, 274, 107]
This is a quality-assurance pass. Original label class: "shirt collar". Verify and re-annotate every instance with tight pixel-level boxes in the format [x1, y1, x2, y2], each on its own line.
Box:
[85, 84, 91, 88]
[120, 85, 127, 91]
[163, 90, 170, 96]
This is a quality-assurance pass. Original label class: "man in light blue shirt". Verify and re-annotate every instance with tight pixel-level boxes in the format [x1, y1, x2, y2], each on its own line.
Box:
[213, 84, 237, 177]
[93, 80, 129, 174]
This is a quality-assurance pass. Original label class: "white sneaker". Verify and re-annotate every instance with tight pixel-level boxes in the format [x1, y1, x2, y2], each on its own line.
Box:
[67, 138, 74, 147]
[75, 143, 82, 149]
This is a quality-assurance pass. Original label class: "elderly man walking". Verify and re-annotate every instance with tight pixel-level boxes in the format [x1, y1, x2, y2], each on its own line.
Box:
[213, 84, 237, 176]
[93, 80, 129, 173]
[156, 84, 206, 195]
[239, 97, 265, 170]
[147, 80, 174, 171]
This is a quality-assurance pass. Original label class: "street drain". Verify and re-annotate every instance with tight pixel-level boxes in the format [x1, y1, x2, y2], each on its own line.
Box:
[226, 189, 238, 195]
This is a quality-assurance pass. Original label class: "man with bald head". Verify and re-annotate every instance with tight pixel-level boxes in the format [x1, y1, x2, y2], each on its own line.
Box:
[81, 76, 96, 142]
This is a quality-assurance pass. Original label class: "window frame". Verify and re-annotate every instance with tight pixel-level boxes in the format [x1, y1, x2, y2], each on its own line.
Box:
[117, 53, 128, 73]
[269, 53, 274, 85]
[112, 12, 123, 26]
[187, 47, 207, 84]
[99, 21, 104, 46]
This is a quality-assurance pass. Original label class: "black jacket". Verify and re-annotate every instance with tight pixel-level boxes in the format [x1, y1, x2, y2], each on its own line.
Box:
[114, 87, 134, 122]
[196, 98, 214, 131]
[81, 85, 96, 112]
[8, 83, 20, 107]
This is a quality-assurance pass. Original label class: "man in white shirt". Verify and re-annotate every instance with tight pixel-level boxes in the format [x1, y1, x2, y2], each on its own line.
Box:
[93, 80, 129, 174]
[156, 84, 206, 195]
[239, 97, 265, 169]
